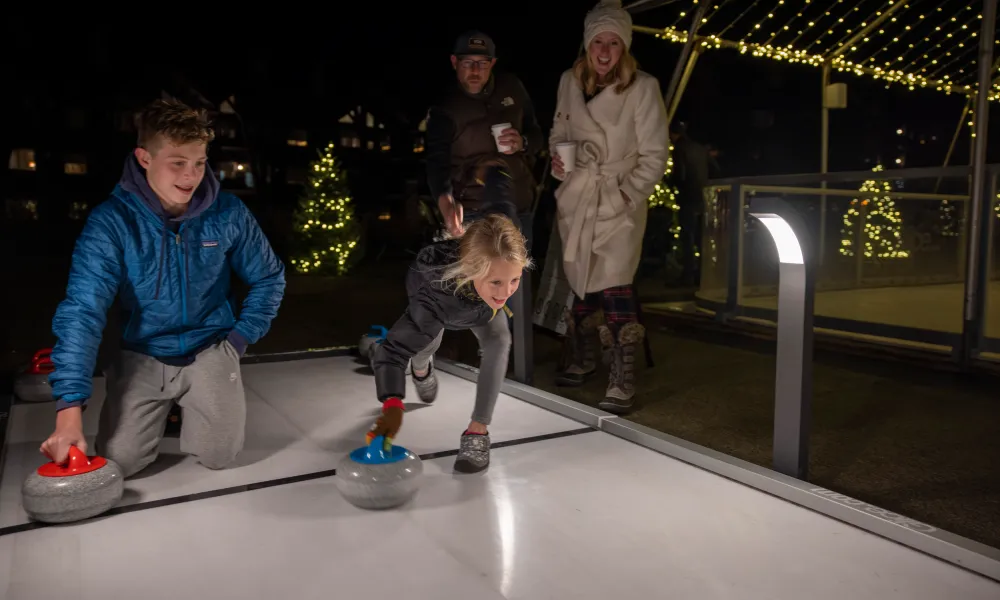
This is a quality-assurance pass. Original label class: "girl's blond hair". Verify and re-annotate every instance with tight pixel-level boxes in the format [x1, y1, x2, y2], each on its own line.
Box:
[572, 45, 638, 97]
[440, 214, 533, 292]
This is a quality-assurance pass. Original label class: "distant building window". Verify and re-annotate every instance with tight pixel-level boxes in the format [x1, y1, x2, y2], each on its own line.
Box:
[9, 149, 36, 171]
[366, 113, 375, 128]
[216, 124, 237, 139]
[65, 155, 87, 175]
[117, 111, 135, 133]
[378, 212, 391, 221]
[417, 117, 428, 133]
[287, 130, 308, 147]
[217, 161, 254, 188]
[366, 140, 375, 151]
[380, 137, 391, 152]
[286, 166, 308, 185]
[413, 137, 425, 153]
[341, 135, 360, 148]
[66, 108, 88, 129]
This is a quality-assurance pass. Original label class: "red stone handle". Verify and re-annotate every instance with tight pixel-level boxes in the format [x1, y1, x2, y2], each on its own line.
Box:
[37, 446, 108, 477]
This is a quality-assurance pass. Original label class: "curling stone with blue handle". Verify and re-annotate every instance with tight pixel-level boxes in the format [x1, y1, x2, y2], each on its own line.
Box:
[22, 446, 125, 523]
[359, 325, 388, 359]
[335, 436, 422, 510]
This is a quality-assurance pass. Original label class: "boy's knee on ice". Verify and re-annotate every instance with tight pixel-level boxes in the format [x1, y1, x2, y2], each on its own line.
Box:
[189, 435, 243, 470]
[97, 341, 247, 478]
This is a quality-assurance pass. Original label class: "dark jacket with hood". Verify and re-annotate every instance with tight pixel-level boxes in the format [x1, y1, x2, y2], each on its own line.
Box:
[372, 239, 512, 402]
[424, 71, 544, 214]
[48, 156, 286, 410]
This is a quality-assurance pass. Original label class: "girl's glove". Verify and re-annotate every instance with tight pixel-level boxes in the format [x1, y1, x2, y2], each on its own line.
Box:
[366, 397, 404, 450]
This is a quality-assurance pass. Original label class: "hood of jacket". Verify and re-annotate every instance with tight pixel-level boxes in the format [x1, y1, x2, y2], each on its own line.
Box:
[118, 154, 220, 226]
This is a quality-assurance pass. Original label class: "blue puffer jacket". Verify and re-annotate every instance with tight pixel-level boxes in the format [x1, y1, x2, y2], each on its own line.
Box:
[49, 156, 286, 410]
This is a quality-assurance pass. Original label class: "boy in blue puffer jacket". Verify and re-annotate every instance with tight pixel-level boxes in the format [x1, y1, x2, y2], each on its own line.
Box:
[40, 98, 286, 477]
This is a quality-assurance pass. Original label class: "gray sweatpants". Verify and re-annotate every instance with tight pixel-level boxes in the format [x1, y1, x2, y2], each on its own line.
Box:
[95, 339, 246, 478]
[413, 311, 511, 426]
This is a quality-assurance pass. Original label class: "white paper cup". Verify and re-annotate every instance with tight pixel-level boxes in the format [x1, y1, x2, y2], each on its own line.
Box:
[555, 142, 577, 173]
[491, 122, 512, 152]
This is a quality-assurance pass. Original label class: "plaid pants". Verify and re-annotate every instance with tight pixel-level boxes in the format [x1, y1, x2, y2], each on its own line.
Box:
[572, 285, 637, 326]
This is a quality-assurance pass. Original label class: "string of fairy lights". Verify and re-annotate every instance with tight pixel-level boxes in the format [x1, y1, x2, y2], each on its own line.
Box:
[637, 0, 994, 100]
[637, 1, 998, 265]
[289, 142, 360, 275]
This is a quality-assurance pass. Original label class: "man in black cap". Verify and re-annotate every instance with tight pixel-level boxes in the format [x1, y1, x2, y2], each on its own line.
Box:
[425, 30, 543, 236]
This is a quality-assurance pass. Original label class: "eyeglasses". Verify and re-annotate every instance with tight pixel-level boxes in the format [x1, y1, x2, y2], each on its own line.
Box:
[459, 59, 492, 70]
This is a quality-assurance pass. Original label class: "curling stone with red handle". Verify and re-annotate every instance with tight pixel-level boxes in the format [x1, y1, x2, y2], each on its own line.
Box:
[22, 446, 125, 523]
[13, 348, 56, 403]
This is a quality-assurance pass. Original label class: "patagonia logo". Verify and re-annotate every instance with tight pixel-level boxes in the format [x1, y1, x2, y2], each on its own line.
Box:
[202, 240, 219, 248]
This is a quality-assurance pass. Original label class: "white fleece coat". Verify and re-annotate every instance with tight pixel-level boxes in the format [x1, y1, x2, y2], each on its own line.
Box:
[549, 68, 669, 297]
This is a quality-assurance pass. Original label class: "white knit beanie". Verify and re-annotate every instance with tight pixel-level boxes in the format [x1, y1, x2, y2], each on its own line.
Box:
[583, 0, 633, 49]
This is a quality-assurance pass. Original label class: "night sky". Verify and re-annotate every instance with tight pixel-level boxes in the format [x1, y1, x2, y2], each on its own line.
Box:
[6, 2, 990, 176]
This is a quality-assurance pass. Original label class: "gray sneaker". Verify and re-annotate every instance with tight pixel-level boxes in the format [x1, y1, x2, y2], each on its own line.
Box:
[411, 362, 438, 403]
[454, 432, 490, 473]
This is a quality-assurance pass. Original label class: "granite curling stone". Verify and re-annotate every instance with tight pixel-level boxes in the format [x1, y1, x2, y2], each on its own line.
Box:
[13, 348, 56, 403]
[22, 446, 125, 523]
[359, 326, 387, 362]
[336, 436, 422, 510]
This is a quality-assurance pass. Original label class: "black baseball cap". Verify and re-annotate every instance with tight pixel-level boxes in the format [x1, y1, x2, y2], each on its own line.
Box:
[453, 31, 495, 58]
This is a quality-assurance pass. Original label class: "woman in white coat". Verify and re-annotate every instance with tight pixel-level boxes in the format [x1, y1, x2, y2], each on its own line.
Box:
[549, 0, 668, 413]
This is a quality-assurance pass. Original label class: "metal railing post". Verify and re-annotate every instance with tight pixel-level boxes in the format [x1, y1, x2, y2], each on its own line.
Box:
[722, 184, 744, 318]
[512, 211, 534, 385]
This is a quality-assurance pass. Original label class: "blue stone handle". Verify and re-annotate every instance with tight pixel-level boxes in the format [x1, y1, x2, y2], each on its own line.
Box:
[365, 435, 392, 462]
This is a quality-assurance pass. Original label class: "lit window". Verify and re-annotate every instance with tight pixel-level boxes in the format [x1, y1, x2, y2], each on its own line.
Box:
[216, 162, 253, 187]
[9, 149, 36, 171]
[366, 113, 375, 128]
[378, 212, 391, 221]
[65, 155, 87, 175]
[367, 140, 375, 150]
[287, 129, 308, 147]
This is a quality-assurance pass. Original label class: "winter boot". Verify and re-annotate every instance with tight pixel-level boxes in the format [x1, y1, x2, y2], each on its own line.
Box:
[555, 311, 601, 387]
[411, 358, 438, 403]
[597, 322, 645, 414]
[455, 430, 490, 473]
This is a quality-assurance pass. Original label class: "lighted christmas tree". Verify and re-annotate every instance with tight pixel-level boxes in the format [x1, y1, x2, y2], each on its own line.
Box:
[647, 149, 682, 253]
[288, 142, 361, 275]
[839, 164, 909, 259]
